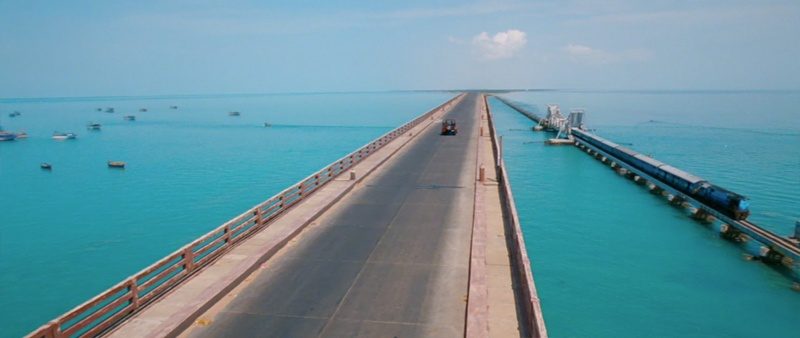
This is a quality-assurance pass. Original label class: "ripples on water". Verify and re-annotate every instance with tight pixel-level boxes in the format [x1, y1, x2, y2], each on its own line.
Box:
[490, 91, 800, 338]
[0, 92, 451, 337]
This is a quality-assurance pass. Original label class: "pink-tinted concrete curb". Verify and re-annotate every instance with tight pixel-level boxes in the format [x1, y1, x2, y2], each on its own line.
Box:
[465, 101, 489, 338]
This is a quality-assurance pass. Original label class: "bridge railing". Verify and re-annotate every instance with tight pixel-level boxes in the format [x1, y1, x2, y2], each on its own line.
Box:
[483, 95, 548, 337]
[27, 93, 464, 338]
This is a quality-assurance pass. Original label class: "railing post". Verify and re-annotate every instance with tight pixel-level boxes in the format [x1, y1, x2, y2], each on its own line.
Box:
[129, 278, 140, 310]
[224, 223, 232, 243]
[254, 208, 262, 226]
[42, 321, 60, 338]
[183, 247, 195, 272]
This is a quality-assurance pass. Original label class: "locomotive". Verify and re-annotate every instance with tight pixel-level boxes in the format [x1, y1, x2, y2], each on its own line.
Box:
[571, 128, 750, 220]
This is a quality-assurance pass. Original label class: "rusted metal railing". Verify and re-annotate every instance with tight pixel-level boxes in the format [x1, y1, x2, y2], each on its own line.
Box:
[26, 93, 464, 338]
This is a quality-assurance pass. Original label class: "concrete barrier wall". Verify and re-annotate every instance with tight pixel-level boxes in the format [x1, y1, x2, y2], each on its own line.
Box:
[483, 94, 548, 338]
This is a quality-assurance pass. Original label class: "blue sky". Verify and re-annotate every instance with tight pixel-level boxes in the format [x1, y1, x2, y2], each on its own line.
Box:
[1, 0, 798, 97]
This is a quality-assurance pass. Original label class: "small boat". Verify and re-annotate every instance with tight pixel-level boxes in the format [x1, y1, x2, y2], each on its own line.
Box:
[264, 122, 272, 127]
[0, 131, 17, 141]
[96, 108, 103, 112]
[52, 132, 77, 140]
[8, 111, 21, 117]
[123, 115, 136, 121]
[104, 107, 115, 113]
[108, 161, 126, 169]
[15, 132, 28, 139]
[87, 122, 102, 130]
[169, 105, 178, 109]
[41, 163, 52, 170]
[139, 108, 148, 112]
[228, 111, 240, 116]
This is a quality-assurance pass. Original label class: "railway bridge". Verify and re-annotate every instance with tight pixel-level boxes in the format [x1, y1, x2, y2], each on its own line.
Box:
[27, 93, 547, 338]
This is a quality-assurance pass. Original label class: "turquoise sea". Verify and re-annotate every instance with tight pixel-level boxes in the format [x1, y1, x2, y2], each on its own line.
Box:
[489, 90, 800, 338]
[0, 92, 452, 337]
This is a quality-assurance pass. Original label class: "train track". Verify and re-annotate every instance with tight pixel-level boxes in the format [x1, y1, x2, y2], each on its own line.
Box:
[737, 220, 800, 257]
[573, 135, 800, 265]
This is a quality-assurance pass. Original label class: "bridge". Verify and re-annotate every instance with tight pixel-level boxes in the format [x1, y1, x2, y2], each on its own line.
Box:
[495, 96, 800, 280]
[27, 93, 547, 338]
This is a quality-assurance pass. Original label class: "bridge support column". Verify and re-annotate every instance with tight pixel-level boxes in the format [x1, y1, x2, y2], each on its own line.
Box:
[691, 208, 716, 222]
[720, 223, 744, 242]
[757, 246, 785, 264]
[668, 195, 684, 206]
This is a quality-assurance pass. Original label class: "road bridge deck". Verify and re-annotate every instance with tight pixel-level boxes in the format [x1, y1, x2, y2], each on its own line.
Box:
[169, 93, 529, 337]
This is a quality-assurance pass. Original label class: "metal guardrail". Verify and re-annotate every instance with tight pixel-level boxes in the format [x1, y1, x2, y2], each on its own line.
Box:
[26, 93, 464, 338]
[483, 95, 548, 338]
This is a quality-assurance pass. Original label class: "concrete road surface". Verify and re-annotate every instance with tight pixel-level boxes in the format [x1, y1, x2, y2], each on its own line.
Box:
[187, 93, 480, 337]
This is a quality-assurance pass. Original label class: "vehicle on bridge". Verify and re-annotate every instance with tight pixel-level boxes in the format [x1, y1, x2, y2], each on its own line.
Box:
[441, 119, 457, 135]
[571, 128, 750, 220]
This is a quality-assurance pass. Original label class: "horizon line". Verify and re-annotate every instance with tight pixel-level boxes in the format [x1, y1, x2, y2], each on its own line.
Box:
[2, 88, 798, 103]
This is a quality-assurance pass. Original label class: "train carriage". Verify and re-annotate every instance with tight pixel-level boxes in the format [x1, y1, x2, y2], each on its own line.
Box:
[571, 128, 750, 220]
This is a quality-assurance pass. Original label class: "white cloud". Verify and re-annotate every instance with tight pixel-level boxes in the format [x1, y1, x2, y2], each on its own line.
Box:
[564, 43, 652, 64]
[472, 29, 527, 60]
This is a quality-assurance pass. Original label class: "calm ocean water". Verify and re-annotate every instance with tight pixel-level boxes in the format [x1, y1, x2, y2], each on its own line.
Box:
[0, 92, 451, 337]
[490, 91, 800, 338]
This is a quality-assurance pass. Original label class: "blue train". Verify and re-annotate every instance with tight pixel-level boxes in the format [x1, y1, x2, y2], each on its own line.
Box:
[571, 128, 750, 220]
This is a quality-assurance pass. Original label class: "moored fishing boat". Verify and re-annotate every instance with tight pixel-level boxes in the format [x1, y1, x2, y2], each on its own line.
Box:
[87, 122, 102, 130]
[228, 111, 241, 116]
[123, 115, 136, 121]
[52, 132, 77, 140]
[15, 132, 28, 139]
[107, 161, 126, 169]
[0, 131, 17, 141]
[40, 163, 52, 170]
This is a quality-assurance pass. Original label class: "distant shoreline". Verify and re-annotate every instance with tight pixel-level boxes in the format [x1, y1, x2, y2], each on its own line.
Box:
[1, 88, 798, 103]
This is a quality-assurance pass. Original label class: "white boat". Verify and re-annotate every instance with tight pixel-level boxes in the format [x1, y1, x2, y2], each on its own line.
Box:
[0, 131, 16, 141]
[52, 132, 77, 140]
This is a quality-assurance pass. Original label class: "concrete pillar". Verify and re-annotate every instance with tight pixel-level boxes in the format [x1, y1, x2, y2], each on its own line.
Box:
[350, 171, 356, 180]
[794, 220, 800, 239]
[479, 165, 486, 182]
[480, 126, 484, 136]
[758, 246, 771, 258]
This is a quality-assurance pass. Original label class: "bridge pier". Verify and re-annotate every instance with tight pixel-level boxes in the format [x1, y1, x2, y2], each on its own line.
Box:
[668, 195, 684, 206]
[691, 208, 716, 223]
[720, 223, 745, 242]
